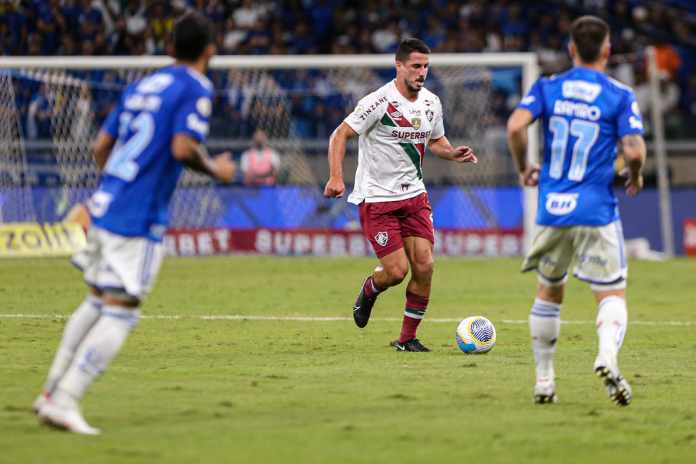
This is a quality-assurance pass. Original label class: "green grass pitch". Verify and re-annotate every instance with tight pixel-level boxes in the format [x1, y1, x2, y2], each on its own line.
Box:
[1, 256, 695, 463]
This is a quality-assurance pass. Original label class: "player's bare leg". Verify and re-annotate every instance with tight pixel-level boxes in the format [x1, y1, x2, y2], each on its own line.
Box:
[593, 288, 631, 406]
[38, 293, 140, 435]
[390, 236, 433, 352]
[531, 282, 563, 404]
[353, 248, 408, 328]
[34, 287, 104, 414]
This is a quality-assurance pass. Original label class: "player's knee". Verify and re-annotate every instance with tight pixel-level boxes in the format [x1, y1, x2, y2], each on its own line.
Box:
[412, 258, 434, 281]
[384, 262, 409, 285]
[411, 250, 434, 279]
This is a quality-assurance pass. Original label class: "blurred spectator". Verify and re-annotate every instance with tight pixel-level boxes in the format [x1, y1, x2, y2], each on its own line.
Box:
[223, 17, 246, 53]
[233, 0, 264, 29]
[148, 1, 174, 54]
[635, 69, 681, 136]
[71, 84, 94, 141]
[240, 129, 281, 186]
[27, 84, 54, 140]
[372, 20, 400, 53]
[3, 0, 696, 140]
[123, 0, 147, 54]
[653, 40, 682, 80]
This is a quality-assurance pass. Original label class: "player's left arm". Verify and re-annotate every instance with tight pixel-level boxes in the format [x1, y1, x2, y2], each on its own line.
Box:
[428, 136, 477, 163]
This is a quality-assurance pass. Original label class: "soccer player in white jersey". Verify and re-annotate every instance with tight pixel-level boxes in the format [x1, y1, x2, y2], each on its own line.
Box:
[507, 16, 646, 405]
[33, 12, 236, 434]
[324, 38, 478, 352]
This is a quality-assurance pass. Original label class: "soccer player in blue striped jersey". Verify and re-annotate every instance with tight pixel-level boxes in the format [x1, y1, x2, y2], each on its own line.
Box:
[507, 16, 646, 406]
[35, 12, 236, 434]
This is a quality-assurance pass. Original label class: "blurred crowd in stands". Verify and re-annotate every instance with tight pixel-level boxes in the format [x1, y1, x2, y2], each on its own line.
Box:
[2, 0, 696, 141]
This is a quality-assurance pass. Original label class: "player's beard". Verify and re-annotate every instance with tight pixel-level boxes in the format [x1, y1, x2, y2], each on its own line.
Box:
[406, 78, 425, 93]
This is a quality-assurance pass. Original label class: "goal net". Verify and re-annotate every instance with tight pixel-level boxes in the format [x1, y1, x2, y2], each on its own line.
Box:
[0, 54, 539, 256]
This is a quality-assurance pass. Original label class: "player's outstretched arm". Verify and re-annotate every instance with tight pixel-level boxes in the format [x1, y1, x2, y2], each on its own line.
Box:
[506, 108, 539, 187]
[324, 122, 357, 198]
[171, 134, 236, 183]
[428, 136, 477, 163]
[620, 134, 647, 197]
[92, 131, 116, 171]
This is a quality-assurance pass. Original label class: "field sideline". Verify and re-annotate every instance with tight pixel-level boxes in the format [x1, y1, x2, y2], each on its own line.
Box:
[1, 256, 695, 464]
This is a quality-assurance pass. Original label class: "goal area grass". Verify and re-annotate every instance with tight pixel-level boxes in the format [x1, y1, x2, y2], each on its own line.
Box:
[1, 256, 695, 463]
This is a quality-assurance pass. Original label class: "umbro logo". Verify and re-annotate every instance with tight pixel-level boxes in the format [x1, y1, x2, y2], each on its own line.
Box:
[353, 305, 360, 312]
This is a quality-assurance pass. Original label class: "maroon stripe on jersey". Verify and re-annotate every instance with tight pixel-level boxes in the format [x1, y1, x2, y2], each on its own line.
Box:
[415, 143, 425, 162]
[387, 103, 412, 128]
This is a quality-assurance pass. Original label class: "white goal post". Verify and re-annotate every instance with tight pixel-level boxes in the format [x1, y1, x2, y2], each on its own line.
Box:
[0, 53, 540, 253]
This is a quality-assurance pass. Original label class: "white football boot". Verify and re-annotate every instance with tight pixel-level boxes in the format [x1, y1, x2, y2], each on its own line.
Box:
[533, 377, 559, 404]
[38, 398, 101, 435]
[594, 352, 632, 406]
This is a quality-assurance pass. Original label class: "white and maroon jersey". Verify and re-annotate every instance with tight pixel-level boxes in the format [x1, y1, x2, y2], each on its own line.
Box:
[344, 80, 445, 204]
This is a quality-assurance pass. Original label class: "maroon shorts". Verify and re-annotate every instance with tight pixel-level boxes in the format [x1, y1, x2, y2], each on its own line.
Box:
[358, 192, 435, 258]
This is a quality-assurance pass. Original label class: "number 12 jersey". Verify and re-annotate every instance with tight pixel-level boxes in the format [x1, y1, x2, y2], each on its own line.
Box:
[89, 65, 213, 241]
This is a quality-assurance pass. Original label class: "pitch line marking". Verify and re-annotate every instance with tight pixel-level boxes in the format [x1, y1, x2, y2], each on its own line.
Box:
[0, 313, 692, 326]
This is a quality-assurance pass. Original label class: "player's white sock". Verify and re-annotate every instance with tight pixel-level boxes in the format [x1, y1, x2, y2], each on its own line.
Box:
[55, 305, 140, 403]
[529, 298, 561, 383]
[43, 295, 103, 394]
[596, 296, 627, 363]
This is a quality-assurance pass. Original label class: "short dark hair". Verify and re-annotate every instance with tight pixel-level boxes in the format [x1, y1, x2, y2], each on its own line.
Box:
[172, 12, 214, 61]
[570, 15, 610, 63]
[395, 38, 431, 62]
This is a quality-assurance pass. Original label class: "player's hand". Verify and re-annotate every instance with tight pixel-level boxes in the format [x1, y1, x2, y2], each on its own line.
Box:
[451, 145, 478, 164]
[623, 170, 644, 197]
[324, 176, 345, 198]
[520, 163, 540, 187]
[212, 151, 236, 183]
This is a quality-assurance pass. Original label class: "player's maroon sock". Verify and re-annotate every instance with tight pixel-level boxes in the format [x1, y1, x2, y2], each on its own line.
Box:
[399, 291, 429, 343]
[363, 276, 384, 299]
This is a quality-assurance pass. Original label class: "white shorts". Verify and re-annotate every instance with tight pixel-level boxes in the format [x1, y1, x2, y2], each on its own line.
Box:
[71, 226, 164, 300]
[522, 220, 627, 291]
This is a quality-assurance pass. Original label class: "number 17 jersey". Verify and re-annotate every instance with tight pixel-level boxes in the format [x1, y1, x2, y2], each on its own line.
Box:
[518, 67, 644, 227]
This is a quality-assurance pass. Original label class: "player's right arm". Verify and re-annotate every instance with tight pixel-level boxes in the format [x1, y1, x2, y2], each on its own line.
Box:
[92, 98, 123, 170]
[92, 131, 116, 170]
[620, 134, 646, 197]
[324, 122, 358, 198]
[507, 79, 545, 187]
[506, 108, 540, 187]
[324, 92, 384, 198]
[616, 92, 647, 197]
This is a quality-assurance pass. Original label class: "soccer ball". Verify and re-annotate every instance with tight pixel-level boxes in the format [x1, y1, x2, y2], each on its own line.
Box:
[456, 316, 496, 354]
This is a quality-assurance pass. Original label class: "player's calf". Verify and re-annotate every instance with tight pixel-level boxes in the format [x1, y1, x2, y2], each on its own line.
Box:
[353, 275, 384, 328]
